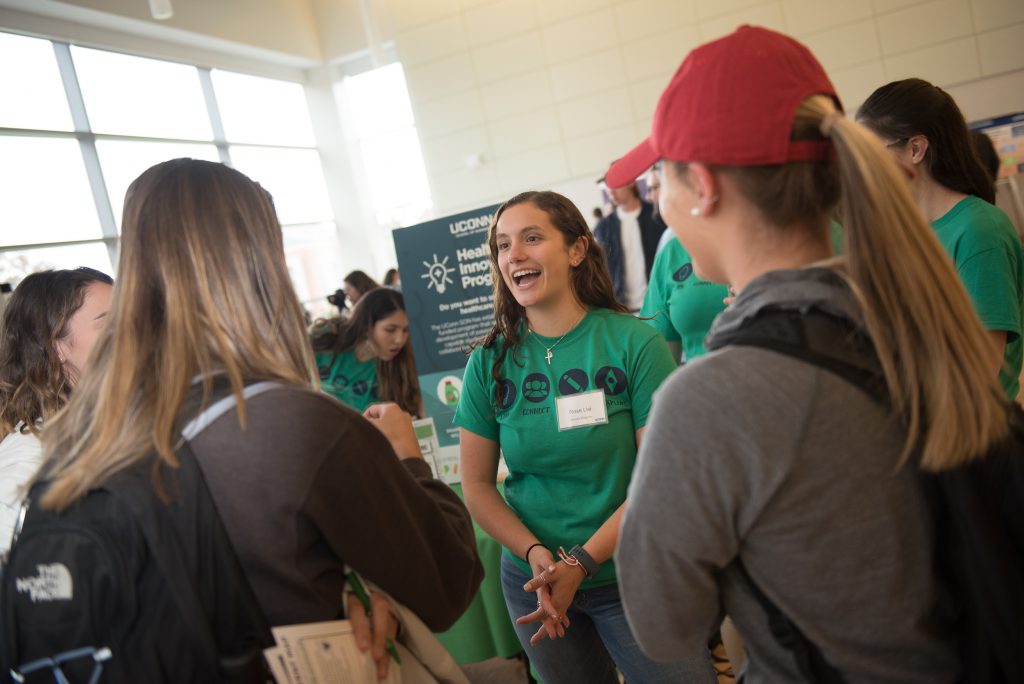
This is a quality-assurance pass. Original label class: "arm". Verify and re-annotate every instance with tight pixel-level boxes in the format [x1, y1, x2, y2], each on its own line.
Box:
[989, 329, 1008, 381]
[309, 414, 483, 631]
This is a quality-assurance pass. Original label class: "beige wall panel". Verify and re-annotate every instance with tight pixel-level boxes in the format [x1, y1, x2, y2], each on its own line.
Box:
[612, 0, 696, 43]
[970, 0, 1024, 33]
[379, 0, 461, 34]
[945, 69, 1024, 121]
[495, 145, 571, 195]
[405, 52, 478, 105]
[414, 90, 486, 138]
[978, 24, 1024, 76]
[536, 0, 612, 25]
[875, 0, 972, 55]
[549, 48, 628, 102]
[621, 27, 699, 82]
[463, 0, 539, 47]
[630, 74, 670, 126]
[695, 0, 774, 21]
[698, 2, 785, 42]
[883, 35, 980, 85]
[564, 124, 640, 177]
[871, 0, 928, 13]
[557, 87, 635, 139]
[479, 69, 555, 120]
[471, 30, 547, 84]
[422, 126, 493, 175]
[309, 0, 368, 62]
[801, 20, 881, 72]
[430, 166, 501, 212]
[487, 107, 564, 158]
[396, 14, 468, 66]
[542, 8, 618, 64]
[830, 60, 887, 112]
[782, 0, 874, 36]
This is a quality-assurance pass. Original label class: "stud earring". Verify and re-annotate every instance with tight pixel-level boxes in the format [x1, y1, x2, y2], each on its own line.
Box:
[690, 207, 701, 217]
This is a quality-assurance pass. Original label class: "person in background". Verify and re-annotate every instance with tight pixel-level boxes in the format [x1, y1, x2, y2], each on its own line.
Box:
[0, 267, 113, 552]
[344, 269, 380, 307]
[972, 130, 1001, 182]
[610, 26, 993, 682]
[36, 159, 482, 677]
[593, 179, 663, 312]
[859, 78, 1023, 399]
[456, 190, 715, 683]
[383, 268, 402, 291]
[311, 287, 421, 416]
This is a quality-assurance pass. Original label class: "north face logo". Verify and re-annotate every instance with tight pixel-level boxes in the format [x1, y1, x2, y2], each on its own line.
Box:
[16, 563, 73, 602]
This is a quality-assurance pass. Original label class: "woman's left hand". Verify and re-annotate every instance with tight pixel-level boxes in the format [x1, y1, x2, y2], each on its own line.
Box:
[517, 560, 587, 646]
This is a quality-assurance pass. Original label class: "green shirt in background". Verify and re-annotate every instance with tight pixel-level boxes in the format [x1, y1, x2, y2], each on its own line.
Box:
[642, 224, 842, 363]
[454, 308, 676, 588]
[640, 238, 729, 362]
[315, 349, 379, 413]
[932, 195, 1024, 399]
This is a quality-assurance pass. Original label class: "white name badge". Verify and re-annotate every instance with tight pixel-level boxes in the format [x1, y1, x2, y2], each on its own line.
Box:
[556, 389, 609, 431]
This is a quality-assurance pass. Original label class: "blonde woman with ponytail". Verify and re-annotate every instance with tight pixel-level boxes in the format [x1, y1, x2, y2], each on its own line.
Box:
[609, 27, 1005, 683]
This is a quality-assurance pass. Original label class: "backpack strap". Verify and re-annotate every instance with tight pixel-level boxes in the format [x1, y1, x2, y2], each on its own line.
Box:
[109, 381, 284, 678]
[720, 307, 881, 684]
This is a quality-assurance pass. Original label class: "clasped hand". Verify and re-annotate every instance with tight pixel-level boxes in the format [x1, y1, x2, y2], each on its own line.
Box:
[516, 549, 586, 646]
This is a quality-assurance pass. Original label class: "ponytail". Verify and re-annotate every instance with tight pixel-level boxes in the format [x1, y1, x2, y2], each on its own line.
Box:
[806, 96, 1007, 470]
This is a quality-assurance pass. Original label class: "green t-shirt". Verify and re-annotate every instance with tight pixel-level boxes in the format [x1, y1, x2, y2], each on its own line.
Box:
[315, 349, 379, 412]
[932, 196, 1024, 399]
[640, 238, 729, 362]
[642, 224, 843, 362]
[454, 308, 676, 588]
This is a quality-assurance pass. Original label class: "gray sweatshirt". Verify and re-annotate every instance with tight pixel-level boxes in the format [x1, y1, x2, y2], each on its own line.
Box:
[617, 267, 959, 683]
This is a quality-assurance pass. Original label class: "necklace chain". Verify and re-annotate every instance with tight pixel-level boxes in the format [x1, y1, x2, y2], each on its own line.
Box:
[528, 310, 586, 365]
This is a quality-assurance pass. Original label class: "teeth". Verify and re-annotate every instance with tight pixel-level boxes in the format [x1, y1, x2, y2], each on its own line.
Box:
[512, 269, 540, 279]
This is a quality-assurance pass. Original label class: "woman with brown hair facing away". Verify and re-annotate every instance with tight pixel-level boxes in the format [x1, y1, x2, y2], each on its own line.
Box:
[610, 27, 1009, 683]
[858, 78, 1023, 399]
[33, 159, 481, 673]
[0, 267, 112, 552]
[311, 287, 421, 416]
[455, 190, 715, 682]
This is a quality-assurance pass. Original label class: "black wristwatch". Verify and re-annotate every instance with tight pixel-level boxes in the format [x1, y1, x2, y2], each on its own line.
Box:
[569, 545, 600, 578]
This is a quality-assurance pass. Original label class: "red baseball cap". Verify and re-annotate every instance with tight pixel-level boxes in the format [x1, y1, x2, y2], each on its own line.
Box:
[605, 26, 842, 188]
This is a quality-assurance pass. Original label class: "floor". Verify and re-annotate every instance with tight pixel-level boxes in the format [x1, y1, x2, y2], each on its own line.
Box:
[461, 656, 530, 684]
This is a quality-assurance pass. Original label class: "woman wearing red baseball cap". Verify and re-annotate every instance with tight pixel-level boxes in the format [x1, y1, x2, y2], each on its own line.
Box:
[613, 26, 1002, 682]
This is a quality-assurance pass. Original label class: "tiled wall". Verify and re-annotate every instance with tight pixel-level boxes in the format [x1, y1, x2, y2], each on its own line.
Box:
[378, 0, 1024, 214]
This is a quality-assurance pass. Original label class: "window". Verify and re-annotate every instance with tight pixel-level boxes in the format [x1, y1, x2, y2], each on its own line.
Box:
[0, 32, 343, 313]
[339, 63, 432, 229]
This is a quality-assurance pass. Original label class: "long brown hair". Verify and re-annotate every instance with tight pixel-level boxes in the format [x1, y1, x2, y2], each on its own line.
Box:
[311, 288, 421, 415]
[687, 96, 1007, 471]
[39, 159, 315, 510]
[857, 78, 995, 204]
[476, 191, 626, 405]
[0, 268, 113, 436]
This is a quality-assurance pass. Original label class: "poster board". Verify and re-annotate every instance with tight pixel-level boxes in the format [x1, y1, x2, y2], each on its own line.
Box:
[393, 205, 500, 483]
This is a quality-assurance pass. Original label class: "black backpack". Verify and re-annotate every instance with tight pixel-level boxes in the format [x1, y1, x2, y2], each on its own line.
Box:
[0, 388, 274, 683]
[717, 306, 1024, 684]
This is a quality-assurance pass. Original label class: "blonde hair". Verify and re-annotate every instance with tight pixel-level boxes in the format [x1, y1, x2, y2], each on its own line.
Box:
[40, 159, 316, 509]
[721, 96, 1007, 470]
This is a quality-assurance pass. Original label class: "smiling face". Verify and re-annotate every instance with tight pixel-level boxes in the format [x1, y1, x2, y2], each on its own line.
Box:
[369, 309, 409, 361]
[494, 202, 586, 312]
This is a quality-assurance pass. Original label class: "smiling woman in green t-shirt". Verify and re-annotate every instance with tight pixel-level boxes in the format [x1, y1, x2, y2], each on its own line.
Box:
[311, 288, 422, 416]
[455, 191, 714, 684]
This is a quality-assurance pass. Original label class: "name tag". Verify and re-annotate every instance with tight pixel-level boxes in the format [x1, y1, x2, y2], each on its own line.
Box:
[556, 389, 609, 431]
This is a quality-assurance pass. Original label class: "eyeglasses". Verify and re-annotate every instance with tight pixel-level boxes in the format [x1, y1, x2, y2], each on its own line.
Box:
[885, 137, 909, 149]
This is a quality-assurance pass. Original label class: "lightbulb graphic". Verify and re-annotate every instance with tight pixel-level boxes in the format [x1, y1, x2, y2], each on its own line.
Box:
[421, 254, 455, 294]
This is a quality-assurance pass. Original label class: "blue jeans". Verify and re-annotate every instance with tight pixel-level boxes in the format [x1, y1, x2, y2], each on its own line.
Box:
[500, 555, 715, 684]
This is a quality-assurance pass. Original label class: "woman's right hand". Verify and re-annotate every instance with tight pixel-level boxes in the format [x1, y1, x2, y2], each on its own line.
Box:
[364, 403, 422, 461]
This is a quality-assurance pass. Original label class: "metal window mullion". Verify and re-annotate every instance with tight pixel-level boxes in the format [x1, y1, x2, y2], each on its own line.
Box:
[53, 41, 119, 268]
[197, 66, 231, 165]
